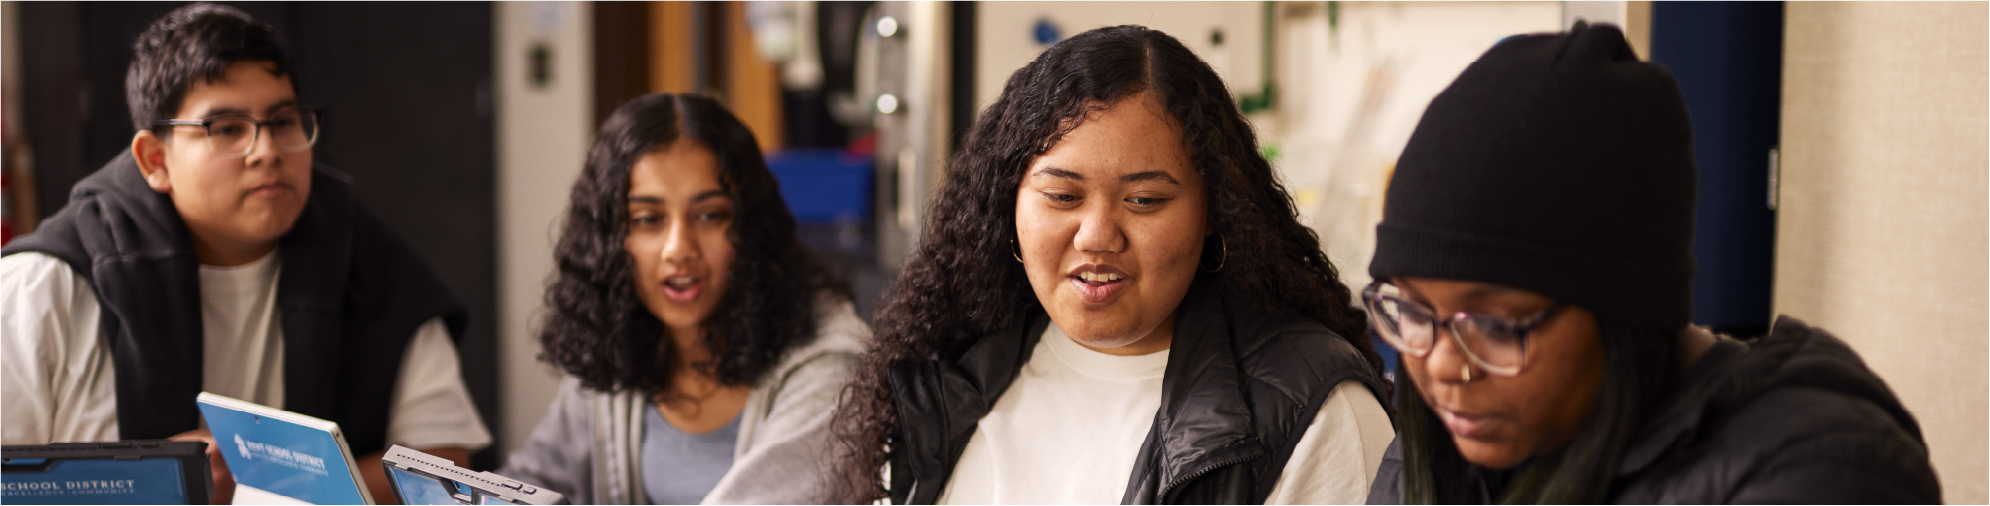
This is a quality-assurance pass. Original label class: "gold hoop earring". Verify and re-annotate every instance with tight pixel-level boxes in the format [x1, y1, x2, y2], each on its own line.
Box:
[1011, 239, 1024, 263]
[1201, 233, 1227, 272]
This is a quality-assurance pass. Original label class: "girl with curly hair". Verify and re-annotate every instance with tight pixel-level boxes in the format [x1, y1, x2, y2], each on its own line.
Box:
[498, 94, 869, 504]
[829, 25, 1393, 504]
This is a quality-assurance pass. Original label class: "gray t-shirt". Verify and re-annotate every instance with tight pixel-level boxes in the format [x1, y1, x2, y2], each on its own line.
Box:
[641, 401, 741, 504]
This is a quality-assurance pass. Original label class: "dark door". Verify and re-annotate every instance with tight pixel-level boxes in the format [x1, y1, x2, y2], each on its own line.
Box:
[1650, 2, 1785, 338]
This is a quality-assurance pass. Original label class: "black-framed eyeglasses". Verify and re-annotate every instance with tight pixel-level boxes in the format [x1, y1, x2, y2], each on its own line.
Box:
[153, 107, 319, 157]
[1361, 281, 1565, 377]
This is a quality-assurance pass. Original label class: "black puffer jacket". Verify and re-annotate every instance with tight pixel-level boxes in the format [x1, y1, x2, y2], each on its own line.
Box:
[889, 288, 1389, 504]
[1367, 316, 1940, 504]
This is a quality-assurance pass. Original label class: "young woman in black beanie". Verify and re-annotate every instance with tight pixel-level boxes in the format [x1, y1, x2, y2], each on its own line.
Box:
[1362, 23, 1939, 504]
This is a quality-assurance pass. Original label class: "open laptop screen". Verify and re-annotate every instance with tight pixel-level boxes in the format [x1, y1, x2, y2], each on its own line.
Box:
[1, 441, 212, 505]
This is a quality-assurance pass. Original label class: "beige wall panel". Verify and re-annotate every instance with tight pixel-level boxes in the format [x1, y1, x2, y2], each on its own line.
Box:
[1623, 1, 1651, 60]
[1778, 2, 1987, 503]
[495, 1, 593, 456]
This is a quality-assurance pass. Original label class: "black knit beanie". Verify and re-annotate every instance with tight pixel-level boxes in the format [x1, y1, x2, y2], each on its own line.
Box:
[1369, 22, 1697, 329]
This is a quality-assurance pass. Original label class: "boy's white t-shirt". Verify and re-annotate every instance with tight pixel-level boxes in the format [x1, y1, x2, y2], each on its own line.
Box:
[199, 251, 289, 408]
[0, 251, 491, 450]
[937, 322, 1395, 505]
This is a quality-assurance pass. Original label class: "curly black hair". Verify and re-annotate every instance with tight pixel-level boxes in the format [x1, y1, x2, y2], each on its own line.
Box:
[828, 25, 1382, 502]
[540, 93, 846, 396]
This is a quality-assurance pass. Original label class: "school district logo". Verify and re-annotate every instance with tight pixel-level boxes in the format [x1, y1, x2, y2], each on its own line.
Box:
[232, 436, 329, 477]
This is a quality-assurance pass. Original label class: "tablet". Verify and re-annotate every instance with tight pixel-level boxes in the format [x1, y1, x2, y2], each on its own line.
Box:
[196, 392, 374, 505]
[381, 445, 564, 505]
[1, 441, 212, 505]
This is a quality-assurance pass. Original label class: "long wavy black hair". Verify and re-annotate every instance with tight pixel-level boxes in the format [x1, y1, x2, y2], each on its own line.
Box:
[540, 93, 846, 395]
[1396, 321, 1678, 503]
[828, 25, 1382, 502]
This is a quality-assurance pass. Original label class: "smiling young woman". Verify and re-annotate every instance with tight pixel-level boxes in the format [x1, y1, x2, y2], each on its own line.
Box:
[829, 25, 1393, 505]
[1013, 90, 1207, 357]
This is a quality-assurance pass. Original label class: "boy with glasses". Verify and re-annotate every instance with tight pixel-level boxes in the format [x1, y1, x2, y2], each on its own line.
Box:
[1, 3, 490, 503]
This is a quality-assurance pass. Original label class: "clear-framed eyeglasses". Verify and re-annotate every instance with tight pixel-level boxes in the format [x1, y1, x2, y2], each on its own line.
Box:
[1361, 281, 1565, 377]
[153, 107, 319, 157]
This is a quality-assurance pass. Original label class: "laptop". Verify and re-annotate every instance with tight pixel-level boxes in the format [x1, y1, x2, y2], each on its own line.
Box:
[381, 445, 563, 505]
[1, 441, 213, 505]
[196, 392, 374, 505]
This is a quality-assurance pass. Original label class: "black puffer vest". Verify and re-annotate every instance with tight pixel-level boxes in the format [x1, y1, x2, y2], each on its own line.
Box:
[887, 290, 1389, 504]
[2, 150, 466, 456]
[1365, 316, 1940, 504]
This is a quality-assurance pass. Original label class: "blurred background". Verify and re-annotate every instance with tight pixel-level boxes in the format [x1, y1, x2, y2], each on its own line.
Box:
[0, 1, 1982, 501]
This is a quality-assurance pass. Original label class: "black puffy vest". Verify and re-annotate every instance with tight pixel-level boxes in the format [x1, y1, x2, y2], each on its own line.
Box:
[888, 290, 1389, 504]
[3, 150, 465, 456]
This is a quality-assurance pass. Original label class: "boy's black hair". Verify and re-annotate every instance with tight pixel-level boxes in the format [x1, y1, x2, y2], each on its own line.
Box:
[126, 2, 295, 131]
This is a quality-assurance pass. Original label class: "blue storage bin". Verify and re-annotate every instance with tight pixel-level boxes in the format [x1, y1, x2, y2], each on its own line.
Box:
[765, 148, 874, 223]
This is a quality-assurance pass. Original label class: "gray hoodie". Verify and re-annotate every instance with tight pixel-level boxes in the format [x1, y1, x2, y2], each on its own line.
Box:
[498, 298, 870, 504]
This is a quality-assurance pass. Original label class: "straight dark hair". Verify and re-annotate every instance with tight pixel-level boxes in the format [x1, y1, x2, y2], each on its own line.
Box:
[539, 93, 846, 396]
[127, 2, 295, 130]
[1397, 320, 1678, 503]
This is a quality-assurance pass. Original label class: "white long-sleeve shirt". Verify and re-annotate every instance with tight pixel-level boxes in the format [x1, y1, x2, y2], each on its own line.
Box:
[1, 251, 491, 450]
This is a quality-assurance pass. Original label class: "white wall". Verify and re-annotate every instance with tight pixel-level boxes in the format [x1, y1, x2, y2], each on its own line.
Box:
[971, 2, 1562, 291]
[1776, 3, 1988, 502]
[974, 2, 1268, 114]
[494, 1, 592, 458]
[1266, 2, 1562, 290]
